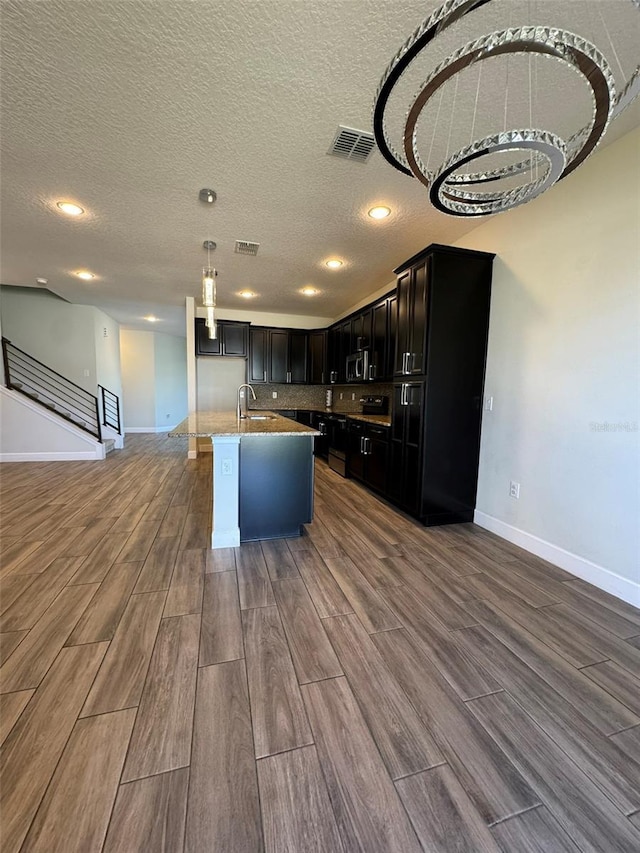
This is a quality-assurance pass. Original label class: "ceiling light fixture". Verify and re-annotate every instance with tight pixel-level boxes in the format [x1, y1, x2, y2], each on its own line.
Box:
[199, 188, 217, 205]
[238, 290, 256, 299]
[75, 270, 95, 280]
[145, 315, 160, 323]
[368, 206, 391, 220]
[326, 259, 343, 269]
[373, 0, 640, 217]
[201, 238, 217, 339]
[301, 287, 319, 296]
[56, 201, 84, 216]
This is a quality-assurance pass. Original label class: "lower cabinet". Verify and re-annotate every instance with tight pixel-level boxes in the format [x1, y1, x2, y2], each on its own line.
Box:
[388, 382, 424, 515]
[347, 420, 390, 495]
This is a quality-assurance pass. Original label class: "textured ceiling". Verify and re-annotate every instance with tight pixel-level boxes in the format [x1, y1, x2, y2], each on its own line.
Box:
[1, 0, 639, 336]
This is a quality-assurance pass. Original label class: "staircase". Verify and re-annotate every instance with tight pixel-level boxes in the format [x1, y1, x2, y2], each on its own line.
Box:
[2, 336, 122, 455]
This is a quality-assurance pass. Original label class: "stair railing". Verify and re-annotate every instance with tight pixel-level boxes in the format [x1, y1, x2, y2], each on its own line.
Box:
[2, 337, 102, 442]
[98, 385, 122, 434]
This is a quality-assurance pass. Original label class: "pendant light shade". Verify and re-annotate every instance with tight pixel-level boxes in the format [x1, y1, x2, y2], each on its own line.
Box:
[202, 268, 216, 307]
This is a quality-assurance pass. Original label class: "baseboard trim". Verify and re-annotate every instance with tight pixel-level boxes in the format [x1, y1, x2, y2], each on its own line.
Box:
[124, 425, 177, 434]
[0, 450, 103, 462]
[474, 510, 640, 608]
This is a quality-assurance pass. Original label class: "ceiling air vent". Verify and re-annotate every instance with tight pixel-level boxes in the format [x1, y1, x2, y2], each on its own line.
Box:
[235, 240, 260, 256]
[328, 126, 376, 163]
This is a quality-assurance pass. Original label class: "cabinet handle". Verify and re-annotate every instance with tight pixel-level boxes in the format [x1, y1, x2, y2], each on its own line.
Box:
[364, 437, 371, 455]
[402, 352, 410, 374]
[287, 371, 291, 383]
[408, 353, 414, 373]
[401, 384, 408, 406]
[263, 370, 267, 382]
[321, 371, 325, 384]
[360, 436, 365, 454]
[368, 363, 376, 381]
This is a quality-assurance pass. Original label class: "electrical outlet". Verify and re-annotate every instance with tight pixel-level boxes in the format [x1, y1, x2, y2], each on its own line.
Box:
[221, 458, 232, 476]
[83, 369, 90, 377]
[509, 480, 520, 499]
[340, 392, 343, 400]
[351, 393, 356, 401]
[272, 391, 277, 399]
[485, 396, 493, 411]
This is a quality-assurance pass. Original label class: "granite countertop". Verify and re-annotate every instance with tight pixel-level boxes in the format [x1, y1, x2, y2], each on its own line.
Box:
[346, 413, 392, 427]
[170, 411, 321, 438]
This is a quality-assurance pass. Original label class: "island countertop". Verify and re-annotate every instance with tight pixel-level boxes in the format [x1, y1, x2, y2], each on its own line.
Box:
[170, 411, 321, 438]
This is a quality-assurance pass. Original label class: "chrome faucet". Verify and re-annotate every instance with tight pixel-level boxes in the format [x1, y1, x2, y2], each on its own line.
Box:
[237, 383, 256, 419]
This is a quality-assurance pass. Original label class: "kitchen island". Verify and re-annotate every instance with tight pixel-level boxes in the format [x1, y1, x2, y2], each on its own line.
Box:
[170, 411, 320, 548]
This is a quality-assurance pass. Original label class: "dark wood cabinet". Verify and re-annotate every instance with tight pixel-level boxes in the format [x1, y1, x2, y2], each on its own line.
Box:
[308, 330, 327, 385]
[195, 319, 248, 357]
[389, 381, 424, 514]
[248, 327, 269, 383]
[390, 244, 494, 525]
[289, 331, 308, 383]
[327, 291, 395, 384]
[253, 328, 308, 384]
[386, 293, 397, 380]
[394, 260, 427, 376]
[348, 419, 390, 495]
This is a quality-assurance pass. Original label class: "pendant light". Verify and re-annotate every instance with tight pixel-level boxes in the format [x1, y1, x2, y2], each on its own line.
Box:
[201, 239, 217, 339]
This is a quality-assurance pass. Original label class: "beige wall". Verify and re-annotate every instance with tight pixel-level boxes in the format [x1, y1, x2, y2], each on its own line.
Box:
[456, 127, 640, 594]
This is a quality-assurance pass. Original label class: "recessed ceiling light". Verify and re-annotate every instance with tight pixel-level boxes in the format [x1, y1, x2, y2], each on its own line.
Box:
[144, 315, 160, 322]
[326, 259, 343, 269]
[238, 290, 256, 299]
[75, 270, 95, 280]
[56, 201, 84, 216]
[301, 287, 319, 296]
[368, 205, 391, 219]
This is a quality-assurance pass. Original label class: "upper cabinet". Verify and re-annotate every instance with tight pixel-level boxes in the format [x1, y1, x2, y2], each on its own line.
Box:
[394, 260, 427, 376]
[195, 319, 248, 357]
[249, 327, 308, 384]
[308, 330, 327, 385]
[327, 291, 396, 384]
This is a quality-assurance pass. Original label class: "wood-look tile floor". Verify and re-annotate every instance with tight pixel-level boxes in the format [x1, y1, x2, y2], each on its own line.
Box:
[1, 434, 639, 852]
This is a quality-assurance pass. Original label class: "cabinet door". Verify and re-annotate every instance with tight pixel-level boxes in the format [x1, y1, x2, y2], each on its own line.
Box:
[409, 260, 428, 374]
[222, 323, 248, 357]
[347, 422, 366, 481]
[386, 293, 397, 380]
[327, 326, 340, 383]
[195, 318, 221, 355]
[269, 330, 289, 383]
[365, 427, 389, 493]
[402, 382, 424, 514]
[308, 331, 327, 385]
[340, 321, 351, 381]
[248, 328, 268, 383]
[370, 300, 387, 381]
[394, 271, 411, 374]
[289, 331, 308, 384]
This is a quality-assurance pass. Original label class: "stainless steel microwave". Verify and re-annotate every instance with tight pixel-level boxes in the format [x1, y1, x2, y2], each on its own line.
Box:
[346, 350, 369, 382]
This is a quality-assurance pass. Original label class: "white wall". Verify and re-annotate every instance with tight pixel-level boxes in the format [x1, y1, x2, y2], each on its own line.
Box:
[94, 308, 122, 400]
[0, 387, 103, 460]
[457, 127, 640, 601]
[0, 286, 97, 391]
[154, 333, 188, 428]
[120, 328, 187, 431]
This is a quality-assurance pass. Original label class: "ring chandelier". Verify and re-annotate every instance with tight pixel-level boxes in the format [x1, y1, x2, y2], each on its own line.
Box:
[373, 0, 640, 217]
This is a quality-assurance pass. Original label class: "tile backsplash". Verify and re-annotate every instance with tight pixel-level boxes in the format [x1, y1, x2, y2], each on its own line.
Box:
[249, 383, 393, 414]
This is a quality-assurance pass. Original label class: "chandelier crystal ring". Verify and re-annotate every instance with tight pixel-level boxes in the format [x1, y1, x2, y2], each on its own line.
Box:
[373, 0, 639, 217]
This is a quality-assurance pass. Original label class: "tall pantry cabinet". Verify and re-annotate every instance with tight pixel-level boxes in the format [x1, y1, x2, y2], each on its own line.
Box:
[390, 244, 494, 525]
